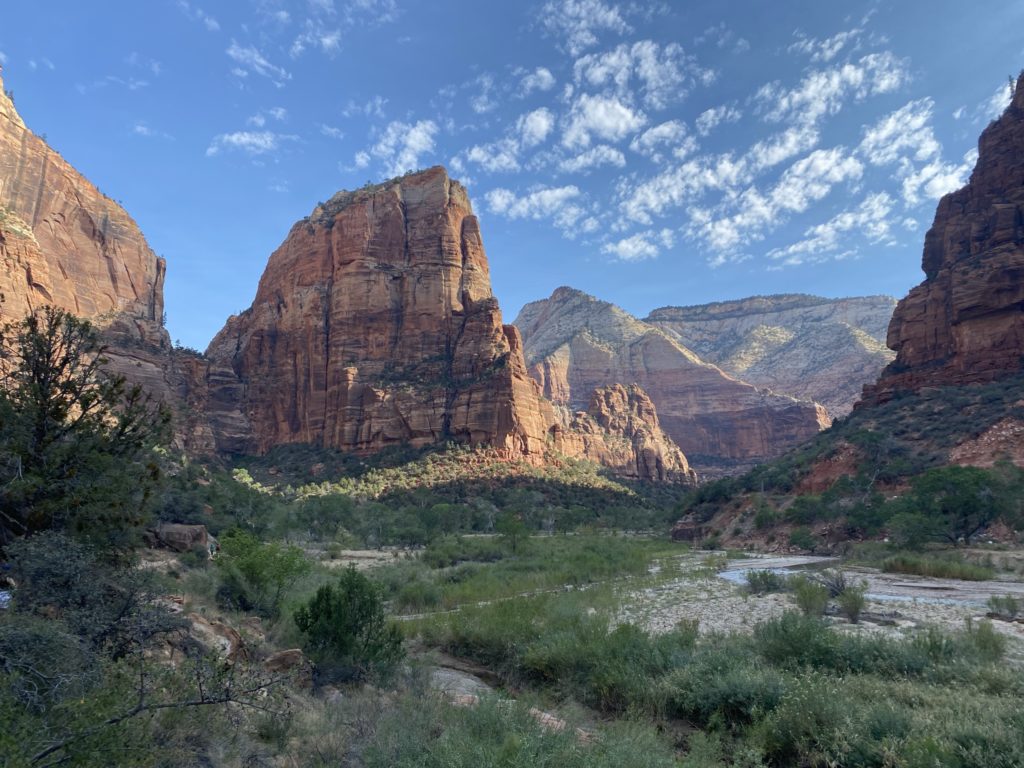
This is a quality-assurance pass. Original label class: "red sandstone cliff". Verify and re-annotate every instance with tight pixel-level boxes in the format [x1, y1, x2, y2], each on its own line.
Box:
[863, 73, 1024, 404]
[206, 168, 557, 460]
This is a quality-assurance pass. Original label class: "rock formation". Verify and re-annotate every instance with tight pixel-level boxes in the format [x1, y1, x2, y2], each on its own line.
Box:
[206, 168, 556, 460]
[552, 384, 696, 483]
[863, 72, 1024, 404]
[646, 295, 896, 416]
[514, 287, 831, 472]
[0, 69, 693, 483]
[0, 69, 164, 339]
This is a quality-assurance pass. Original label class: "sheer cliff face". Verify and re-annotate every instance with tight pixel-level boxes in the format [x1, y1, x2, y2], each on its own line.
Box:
[514, 288, 831, 471]
[0, 72, 164, 336]
[864, 74, 1024, 404]
[206, 167, 554, 458]
[646, 295, 896, 417]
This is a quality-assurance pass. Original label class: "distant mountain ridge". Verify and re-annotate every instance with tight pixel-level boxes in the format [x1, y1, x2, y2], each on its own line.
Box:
[514, 287, 832, 473]
[645, 294, 896, 416]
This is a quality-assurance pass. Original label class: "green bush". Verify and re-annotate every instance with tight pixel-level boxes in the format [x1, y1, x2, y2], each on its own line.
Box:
[294, 565, 404, 681]
[988, 594, 1021, 619]
[216, 529, 311, 616]
[837, 583, 867, 624]
[787, 527, 816, 551]
[790, 576, 828, 616]
[744, 569, 788, 595]
[882, 552, 994, 581]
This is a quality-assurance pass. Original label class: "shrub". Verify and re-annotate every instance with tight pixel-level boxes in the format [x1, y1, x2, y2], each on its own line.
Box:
[216, 530, 311, 616]
[744, 569, 788, 595]
[988, 594, 1021, 619]
[790, 576, 828, 616]
[881, 553, 994, 581]
[294, 565, 404, 681]
[837, 583, 867, 624]
[787, 527, 815, 552]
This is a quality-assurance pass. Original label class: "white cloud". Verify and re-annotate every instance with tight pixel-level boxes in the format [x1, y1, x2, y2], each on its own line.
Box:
[343, 95, 387, 118]
[485, 184, 588, 234]
[695, 104, 741, 136]
[559, 144, 625, 173]
[519, 67, 556, 96]
[901, 148, 977, 206]
[517, 107, 555, 147]
[470, 73, 499, 114]
[573, 40, 713, 109]
[859, 99, 976, 207]
[768, 192, 896, 265]
[859, 98, 939, 165]
[226, 41, 290, 86]
[562, 93, 646, 148]
[694, 23, 749, 54]
[177, 1, 220, 31]
[206, 130, 296, 157]
[320, 124, 344, 139]
[0, 51, 6, 65]
[602, 230, 672, 261]
[353, 151, 370, 169]
[688, 147, 863, 254]
[628, 120, 696, 162]
[539, 0, 631, 56]
[370, 119, 439, 176]
[756, 52, 908, 125]
[983, 81, 1013, 121]
[466, 139, 521, 173]
[787, 27, 863, 63]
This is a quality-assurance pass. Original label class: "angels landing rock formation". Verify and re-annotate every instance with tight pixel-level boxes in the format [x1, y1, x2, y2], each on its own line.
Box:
[863, 72, 1024, 404]
[645, 295, 896, 417]
[513, 288, 831, 474]
[207, 168, 552, 458]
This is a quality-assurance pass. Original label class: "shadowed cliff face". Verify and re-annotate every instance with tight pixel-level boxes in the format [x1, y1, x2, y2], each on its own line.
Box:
[514, 287, 831, 472]
[205, 168, 556, 459]
[863, 73, 1024, 404]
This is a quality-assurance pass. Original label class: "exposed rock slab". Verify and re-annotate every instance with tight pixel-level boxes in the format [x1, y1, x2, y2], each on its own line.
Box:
[514, 287, 830, 471]
[646, 294, 896, 416]
[863, 73, 1024, 404]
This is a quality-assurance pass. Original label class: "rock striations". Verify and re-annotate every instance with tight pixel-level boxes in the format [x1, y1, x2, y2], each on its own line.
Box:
[0, 68, 223, 453]
[206, 168, 553, 459]
[514, 287, 831, 472]
[205, 168, 693, 482]
[646, 295, 896, 416]
[863, 73, 1024, 404]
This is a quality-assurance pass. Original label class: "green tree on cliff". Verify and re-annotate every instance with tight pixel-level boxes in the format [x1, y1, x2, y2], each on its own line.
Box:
[0, 307, 170, 552]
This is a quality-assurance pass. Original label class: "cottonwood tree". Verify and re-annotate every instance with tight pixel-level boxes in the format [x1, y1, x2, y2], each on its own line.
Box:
[0, 307, 170, 552]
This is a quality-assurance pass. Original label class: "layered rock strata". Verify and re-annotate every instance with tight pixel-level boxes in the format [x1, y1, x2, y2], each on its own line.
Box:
[206, 168, 555, 459]
[646, 295, 896, 416]
[863, 73, 1024, 404]
[514, 287, 831, 470]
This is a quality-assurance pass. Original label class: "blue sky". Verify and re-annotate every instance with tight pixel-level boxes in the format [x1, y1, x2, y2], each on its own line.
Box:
[1, 1, 1021, 349]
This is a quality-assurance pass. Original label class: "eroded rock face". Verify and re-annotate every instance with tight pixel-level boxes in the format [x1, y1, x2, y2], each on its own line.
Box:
[0, 71, 165, 336]
[514, 287, 831, 472]
[863, 73, 1024, 404]
[646, 295, 896, 417]
[0, 69, 225, 454]
[206, 168, 555, 460]
[552, 384, 696, 484]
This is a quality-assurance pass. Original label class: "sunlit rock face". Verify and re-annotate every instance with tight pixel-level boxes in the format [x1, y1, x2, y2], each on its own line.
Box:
[646, 294, 896, 417]
[864, 73, 1024, 405]
[515, 287, 831, 472]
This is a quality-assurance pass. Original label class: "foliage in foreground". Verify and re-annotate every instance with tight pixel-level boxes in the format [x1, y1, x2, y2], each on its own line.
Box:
[413, 586, 1024, 767]
[0, 307, 169, 553]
